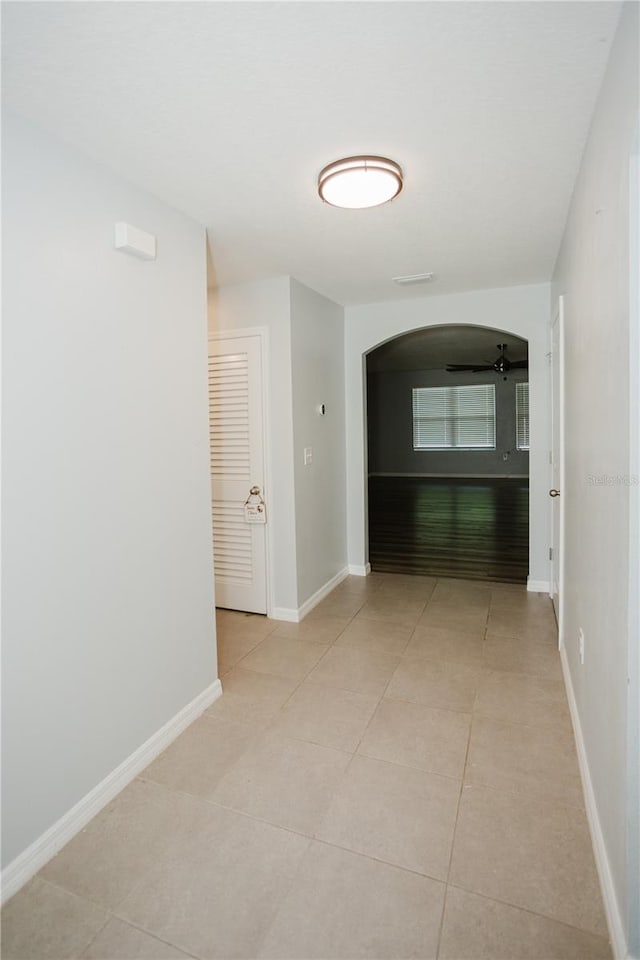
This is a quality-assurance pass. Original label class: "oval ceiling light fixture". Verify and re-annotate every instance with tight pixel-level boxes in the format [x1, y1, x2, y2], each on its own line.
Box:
[318, 156, 403, 209]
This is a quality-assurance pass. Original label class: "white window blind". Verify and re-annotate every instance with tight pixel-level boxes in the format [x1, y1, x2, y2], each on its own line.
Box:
[516, 382, 530, 451]
[412, 384, 496, 450]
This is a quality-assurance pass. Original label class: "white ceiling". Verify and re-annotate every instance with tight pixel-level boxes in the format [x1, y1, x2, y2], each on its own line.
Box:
[2, 1, 621, 306]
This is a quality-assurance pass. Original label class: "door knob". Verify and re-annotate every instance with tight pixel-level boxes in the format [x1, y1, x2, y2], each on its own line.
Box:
[549, 489, 560, 498]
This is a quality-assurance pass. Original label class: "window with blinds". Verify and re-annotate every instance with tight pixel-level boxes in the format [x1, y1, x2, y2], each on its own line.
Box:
[412, 384, 496, 450]
[516, 382, 530, 451]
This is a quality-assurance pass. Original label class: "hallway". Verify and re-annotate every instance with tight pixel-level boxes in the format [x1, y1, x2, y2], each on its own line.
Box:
[2, 574, 610, 959]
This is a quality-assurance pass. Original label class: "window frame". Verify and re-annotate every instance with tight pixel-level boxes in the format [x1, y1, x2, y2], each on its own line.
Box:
[412, 383, 497, 452]
[515, 381, 530, 451]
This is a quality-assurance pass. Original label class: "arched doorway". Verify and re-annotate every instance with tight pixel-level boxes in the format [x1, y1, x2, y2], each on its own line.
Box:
[344, 287, 551, 592]
[366, 325, 529, 582]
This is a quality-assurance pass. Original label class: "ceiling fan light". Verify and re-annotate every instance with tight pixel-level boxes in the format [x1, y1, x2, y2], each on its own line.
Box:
[318, 156, 403, 209]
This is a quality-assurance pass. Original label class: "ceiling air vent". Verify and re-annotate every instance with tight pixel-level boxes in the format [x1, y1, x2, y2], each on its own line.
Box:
[392, 272, 434, 286]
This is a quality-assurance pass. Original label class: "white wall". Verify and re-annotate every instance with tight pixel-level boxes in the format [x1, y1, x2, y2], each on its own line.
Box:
[208, 277, 347, 615]
[551, 4, 639, 955]
[290, 279, 346, 605]
[208, 277, 298, 613]
[345, 284, 551, 585]
[1, 114, 216, 867]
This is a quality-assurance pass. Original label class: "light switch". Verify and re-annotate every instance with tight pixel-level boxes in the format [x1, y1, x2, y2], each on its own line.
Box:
[304, 446, 313, 465]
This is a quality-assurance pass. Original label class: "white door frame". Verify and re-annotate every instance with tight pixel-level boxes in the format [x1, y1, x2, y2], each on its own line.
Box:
[626, 131, 640, 960]
[208, 326, 273, 617]
[550, 295, 565, 649]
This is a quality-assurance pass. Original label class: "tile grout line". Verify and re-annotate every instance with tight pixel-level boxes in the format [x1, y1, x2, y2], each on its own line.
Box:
[343, 593, 433, 761]
[31, 877, 204, 960]
[34, 878, 114, 959]
[434, 585, 485, 959]
[444, 879, 614, 942]
[218, 609, 355, 697]
[309, 833, 450, 885]
[89, 911, 202, 960]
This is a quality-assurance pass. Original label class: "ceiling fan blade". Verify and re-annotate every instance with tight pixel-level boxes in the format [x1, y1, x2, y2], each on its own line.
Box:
[471, 365, 494, 372]
[445, 363, 487, 371]
[510, 360, 528, 369]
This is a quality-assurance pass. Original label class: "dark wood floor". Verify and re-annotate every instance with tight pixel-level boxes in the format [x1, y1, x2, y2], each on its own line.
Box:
[368, 476, 529, 583]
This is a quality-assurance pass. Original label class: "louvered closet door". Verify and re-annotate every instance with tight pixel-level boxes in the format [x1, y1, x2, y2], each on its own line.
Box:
[208, 334, 267, 614]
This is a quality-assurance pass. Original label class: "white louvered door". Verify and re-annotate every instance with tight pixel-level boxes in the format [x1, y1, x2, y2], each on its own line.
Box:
[208, 334, 267, 614]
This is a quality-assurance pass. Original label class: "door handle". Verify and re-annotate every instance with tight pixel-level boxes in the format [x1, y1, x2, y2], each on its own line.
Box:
[549, 489, 560, 498]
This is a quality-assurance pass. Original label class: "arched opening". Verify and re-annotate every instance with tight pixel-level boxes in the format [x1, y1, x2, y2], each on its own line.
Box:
[365, 324, 529, 582]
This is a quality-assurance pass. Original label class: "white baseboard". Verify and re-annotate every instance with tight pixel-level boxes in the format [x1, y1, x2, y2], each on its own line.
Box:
[1, 679, 223, 905]
[271, 568, 350, 623]
[270, 607, 300, 622]
[297, 567, 349, 620]
[560, 646, 627, 959]
[527, 578, 550, 593]
[348, 563, 371, 576]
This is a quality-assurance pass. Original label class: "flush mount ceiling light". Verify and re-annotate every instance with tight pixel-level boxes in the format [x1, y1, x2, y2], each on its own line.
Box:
[318, 156, 403, 209]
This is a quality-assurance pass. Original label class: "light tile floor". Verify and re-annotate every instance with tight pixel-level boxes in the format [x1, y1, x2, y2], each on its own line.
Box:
[2, 574, 612, 960]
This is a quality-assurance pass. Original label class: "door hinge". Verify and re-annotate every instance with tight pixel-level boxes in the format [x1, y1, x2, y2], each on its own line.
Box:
[549, 547, 553, 560]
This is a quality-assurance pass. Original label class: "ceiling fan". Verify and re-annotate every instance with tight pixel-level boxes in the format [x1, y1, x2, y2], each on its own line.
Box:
[445, 343, 527, 374]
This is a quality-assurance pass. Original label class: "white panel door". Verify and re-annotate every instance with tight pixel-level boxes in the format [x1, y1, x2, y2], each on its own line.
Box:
[208, 334, 267, 614]
[550, 296, 565, 635]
